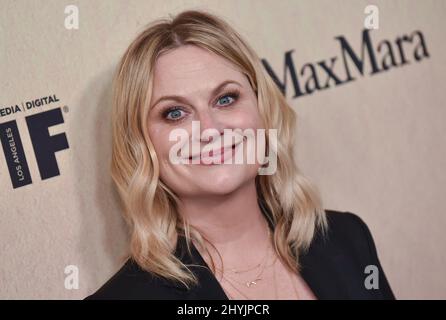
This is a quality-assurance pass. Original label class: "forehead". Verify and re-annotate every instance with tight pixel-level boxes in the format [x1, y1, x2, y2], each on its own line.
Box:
[151, 45, 248, 96]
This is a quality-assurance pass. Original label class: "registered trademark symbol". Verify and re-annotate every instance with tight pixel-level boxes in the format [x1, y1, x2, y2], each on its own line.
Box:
[63, 105, 69, 113]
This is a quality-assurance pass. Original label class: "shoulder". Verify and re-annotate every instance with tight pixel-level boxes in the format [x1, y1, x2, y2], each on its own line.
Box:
[310, 209, 395, 299]
[324, 210, 375, 245]
[84, 259, 184, 300]
[324, 209, 370, 234]
[321, 210, 379, 260]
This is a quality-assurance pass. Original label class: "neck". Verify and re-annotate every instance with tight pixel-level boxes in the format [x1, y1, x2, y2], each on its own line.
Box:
[177, 179, 272, 269]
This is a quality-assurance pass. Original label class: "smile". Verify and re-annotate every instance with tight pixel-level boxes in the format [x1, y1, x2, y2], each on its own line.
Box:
[187, 141, 242, 165]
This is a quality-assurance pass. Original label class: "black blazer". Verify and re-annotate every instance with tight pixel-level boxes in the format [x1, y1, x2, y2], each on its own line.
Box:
[85, 210, 395, 300]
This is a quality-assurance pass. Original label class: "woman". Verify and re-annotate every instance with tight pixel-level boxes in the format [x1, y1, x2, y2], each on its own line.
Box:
[86, 9, 395, 300]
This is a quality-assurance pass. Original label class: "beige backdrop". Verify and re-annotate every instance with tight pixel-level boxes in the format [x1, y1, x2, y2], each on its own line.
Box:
[0, 0, 445, 299]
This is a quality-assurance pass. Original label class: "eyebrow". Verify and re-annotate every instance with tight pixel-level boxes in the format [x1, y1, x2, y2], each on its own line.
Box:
[150, 80, 242, 110]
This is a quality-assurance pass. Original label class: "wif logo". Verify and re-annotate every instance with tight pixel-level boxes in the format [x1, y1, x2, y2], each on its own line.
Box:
[0, 95, 69, 189]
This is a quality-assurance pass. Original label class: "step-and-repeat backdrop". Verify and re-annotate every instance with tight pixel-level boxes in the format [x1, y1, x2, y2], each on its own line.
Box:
[1, 0, 445, 299]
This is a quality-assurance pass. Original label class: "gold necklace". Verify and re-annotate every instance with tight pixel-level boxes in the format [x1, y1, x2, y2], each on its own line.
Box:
[215, 224, 272, 275]
[222, 256, 301, 300]
[221, 250, 277, 288]
[213, 221, 274, 297]
[219, 226, 274, 288]
[222, 256, 279, 300]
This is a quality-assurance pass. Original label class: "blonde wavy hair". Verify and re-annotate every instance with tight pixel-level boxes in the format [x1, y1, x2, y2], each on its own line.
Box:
[111, 9, 327, 288]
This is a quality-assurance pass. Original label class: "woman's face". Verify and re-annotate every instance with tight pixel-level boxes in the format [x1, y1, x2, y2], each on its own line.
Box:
[147, 44, 264, 198]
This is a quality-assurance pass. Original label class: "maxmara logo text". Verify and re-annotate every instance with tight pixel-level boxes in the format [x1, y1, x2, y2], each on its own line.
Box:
[261, 29, 430, 98]
[0, 95, 69, 189]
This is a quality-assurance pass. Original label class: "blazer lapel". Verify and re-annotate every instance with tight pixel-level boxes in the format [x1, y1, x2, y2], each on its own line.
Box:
[299, 232, 350, 299]
[159, 235, 229, 299]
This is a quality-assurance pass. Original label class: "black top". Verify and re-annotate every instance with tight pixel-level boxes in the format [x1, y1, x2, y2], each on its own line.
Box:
[85, 210, 395, 300]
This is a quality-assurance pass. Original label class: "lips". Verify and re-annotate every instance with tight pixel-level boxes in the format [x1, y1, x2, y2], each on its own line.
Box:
[188, 143, 238, 161]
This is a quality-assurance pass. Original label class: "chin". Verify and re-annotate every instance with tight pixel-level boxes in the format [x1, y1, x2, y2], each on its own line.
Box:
[192, 164, 258, 194]
[199, 179, 244, 195]
[161, 163, 260, 197]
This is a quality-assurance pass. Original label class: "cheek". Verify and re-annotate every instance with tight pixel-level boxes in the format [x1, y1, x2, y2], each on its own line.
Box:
[147, 125, 173, 163]
[228, 102, 263, 130]
[148, 124, 192, 186]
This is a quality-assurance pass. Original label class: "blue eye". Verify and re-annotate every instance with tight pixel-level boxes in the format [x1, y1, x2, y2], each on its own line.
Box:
[164, 107, 185, 121]
[216, 91, 239, 107]
[217, 95, 234, 106]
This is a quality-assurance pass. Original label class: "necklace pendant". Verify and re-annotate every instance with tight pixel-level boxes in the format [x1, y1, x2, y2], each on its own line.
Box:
[246, 281, 256, 287]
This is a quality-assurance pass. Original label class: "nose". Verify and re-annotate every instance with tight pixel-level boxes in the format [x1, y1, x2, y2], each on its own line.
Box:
[193, 109, 225, 144]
